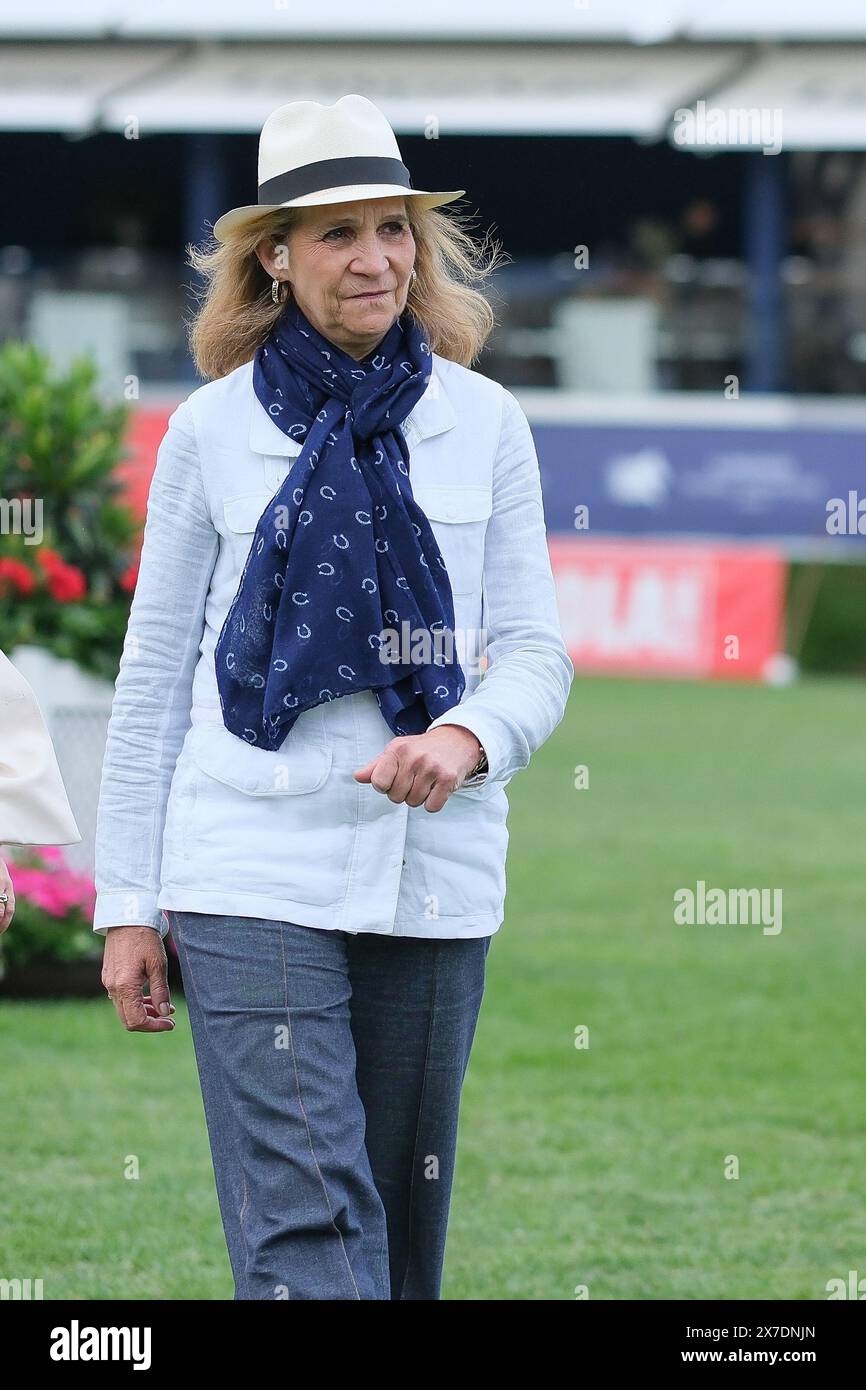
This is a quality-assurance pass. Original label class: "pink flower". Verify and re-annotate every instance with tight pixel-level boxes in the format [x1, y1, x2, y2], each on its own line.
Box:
[7, 848, 96, 918]
[11, 866, 68, 916]
[36, 846, 64, 863]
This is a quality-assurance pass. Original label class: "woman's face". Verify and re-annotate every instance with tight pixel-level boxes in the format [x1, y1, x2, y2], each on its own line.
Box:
[257, 196, 416, 360]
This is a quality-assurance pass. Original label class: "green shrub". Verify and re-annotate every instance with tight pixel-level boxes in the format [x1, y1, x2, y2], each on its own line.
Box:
[0, 341, 140, 680]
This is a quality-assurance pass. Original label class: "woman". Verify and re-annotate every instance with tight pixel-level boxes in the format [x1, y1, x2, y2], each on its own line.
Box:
[94, 94, 573, 1300]
[1, 646, 82, 931]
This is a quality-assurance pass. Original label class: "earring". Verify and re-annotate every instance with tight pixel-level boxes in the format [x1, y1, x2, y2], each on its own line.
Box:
[271, 277, 288, 305]
[410, 268, 418, 286]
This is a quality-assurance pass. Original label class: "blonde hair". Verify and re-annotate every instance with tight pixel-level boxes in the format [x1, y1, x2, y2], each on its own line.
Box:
[185, 201, 508, 381]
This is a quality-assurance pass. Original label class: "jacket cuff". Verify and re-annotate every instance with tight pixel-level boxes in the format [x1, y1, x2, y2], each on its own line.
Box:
[426, 709, 506, 789]
[461, 759, 488, 788]
[92, 890, 169, 938]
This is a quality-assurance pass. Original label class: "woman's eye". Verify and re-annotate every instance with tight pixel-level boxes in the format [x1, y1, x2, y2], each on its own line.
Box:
[323, 223, 407, 241]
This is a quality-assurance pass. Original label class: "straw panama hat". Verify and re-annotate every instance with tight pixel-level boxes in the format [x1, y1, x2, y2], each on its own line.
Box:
[212, 93, 466, 242]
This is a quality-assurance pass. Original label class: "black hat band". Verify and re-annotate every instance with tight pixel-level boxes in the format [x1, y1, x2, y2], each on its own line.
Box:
[258, 156, 414, 205]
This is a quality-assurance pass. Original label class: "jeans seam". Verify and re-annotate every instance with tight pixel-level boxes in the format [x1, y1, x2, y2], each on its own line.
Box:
[278, 921, 362, 1300]
[167, 910, 253, 1298]
[397, 942, 440, 1300]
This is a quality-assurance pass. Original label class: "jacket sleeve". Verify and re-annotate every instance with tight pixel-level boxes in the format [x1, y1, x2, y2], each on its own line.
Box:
[427, 386, 574, 790]
[92, 398, 218, 938]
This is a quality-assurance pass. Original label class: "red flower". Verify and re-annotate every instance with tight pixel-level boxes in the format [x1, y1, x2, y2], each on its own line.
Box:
[46, 563, 87, 603]
[36, 548, 63, 574]
[34, 548, 87, 602]
[0, 558, 36, 596]
[119, 559, 139, 592]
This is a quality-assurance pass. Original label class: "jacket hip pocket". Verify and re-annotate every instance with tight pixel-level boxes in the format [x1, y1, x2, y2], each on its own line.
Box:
[186, 716, 332, 795]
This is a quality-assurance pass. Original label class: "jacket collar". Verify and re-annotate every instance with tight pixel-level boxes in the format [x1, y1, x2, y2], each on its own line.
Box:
[248, 356, 457, 457]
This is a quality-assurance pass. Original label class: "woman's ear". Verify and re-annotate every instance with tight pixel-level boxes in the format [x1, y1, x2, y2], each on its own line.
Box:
[253, 239, 277, 276]
[254, 237, 291, 277]
[271, 239, 291, 275]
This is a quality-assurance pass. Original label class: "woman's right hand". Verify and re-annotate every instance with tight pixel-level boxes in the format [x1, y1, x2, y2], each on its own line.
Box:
[101, 926, 176, 1032]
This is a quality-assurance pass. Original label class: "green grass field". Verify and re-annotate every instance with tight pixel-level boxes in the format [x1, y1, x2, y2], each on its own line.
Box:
[2, 675, 863, 1300]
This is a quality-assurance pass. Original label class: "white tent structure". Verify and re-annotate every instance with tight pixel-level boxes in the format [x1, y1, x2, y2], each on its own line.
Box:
[0, 1, 864, 145]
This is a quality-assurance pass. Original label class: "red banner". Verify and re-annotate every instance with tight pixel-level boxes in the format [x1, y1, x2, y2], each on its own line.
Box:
[120, 415, 786, 683]
[118, 406, 176, 520]
[549, 537, 785, 680]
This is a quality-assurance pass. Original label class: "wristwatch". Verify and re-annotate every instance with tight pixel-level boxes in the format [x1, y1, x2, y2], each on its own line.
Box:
[462, 741, 489, 786]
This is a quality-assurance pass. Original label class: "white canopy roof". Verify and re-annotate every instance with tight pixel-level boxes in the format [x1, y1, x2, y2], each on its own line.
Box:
[0, 43, 177, 132]
[3, 24, 866, 149]
[670, 47, 866, 151]
[104, 43, 745, 137]
[0, 40, 743, 137]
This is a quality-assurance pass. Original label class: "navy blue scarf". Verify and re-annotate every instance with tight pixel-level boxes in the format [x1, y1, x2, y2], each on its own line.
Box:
[215, 300, 466, 750]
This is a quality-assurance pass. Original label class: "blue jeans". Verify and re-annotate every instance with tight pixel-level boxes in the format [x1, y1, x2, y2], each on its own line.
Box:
[164, 911, 491, 1300]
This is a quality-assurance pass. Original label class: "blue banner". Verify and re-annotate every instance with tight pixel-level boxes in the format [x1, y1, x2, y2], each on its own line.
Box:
[531, 419, 866, 556]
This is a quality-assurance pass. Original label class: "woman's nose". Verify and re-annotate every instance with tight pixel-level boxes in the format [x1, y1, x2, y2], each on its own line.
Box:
[350, 241, 390, 275]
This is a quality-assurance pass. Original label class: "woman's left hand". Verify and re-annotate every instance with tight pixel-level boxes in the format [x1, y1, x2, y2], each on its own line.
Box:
[0, 855, 15, 933]
[354, 727, 483, 813]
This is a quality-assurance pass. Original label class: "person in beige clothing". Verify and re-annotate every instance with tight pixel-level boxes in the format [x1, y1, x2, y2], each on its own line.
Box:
[0, 647, 82, 933]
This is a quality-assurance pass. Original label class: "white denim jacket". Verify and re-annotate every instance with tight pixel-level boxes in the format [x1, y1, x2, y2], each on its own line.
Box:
[92, 354, 574, 940]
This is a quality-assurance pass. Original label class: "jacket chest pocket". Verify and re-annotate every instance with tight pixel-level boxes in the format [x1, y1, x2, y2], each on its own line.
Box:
[410, 483, 493, 596]
[224, 485, 493, 599]
[222, 491, 275, 540]
[220, 492, 280, 576]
